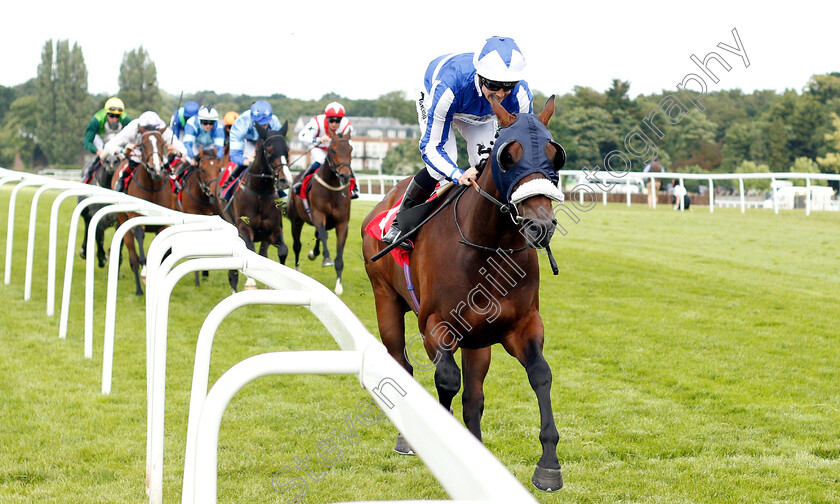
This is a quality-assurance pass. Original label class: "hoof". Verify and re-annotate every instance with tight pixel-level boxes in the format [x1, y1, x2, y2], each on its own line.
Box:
[334, 280, 343, 295]
[294, 265, 302, 272]
[531, 465, 563, 492]
[307, 250, 316, 261]
[322, 258, 333, 267]
[393, 433, 414, 455]
[79, 248, 86, 260]
[140, 265, 147, 278]
[244, 277, 258, 290]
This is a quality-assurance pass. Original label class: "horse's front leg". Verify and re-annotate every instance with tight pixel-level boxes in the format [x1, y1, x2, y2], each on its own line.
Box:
[424, 315, 461, 413]
[273, 227, 288, 266]
[503, 316, 563, 492]
[95, 218, 108, 268]
[311, 213, 332, 268]
[79, 205, 91, 260]
[332, 219, 348, 294]
[123, 229, 143, 296]
[371, 283, 413, 454]
[461, 347, 491, 440]
[134, 225, 149, 283]
[290, 214, 304, 271]
[308, 228, 321, 261]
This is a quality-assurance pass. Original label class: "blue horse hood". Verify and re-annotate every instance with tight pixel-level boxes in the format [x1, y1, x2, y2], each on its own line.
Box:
[490, 114, 560, 203]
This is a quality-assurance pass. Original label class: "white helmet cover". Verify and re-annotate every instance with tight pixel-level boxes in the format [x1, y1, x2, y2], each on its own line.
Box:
[138, 111, 166, 129]
[198, 107, 220, 122]
[473, 36, 526, 82]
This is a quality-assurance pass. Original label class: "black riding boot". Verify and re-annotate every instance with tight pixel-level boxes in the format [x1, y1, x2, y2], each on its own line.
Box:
[293, 162, 320, 195]
[382, 177, 433, 251]
[349, 167, 360, 199]
[113, 167, 130, 193]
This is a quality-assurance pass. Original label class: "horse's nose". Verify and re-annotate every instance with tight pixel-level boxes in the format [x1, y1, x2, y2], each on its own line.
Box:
[339, 173, 351, 185]
[520, 218, 555, 249]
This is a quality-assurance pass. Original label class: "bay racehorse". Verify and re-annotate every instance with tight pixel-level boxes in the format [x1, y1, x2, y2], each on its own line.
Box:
[178, 146, 223, 285]
[216, 122, 291, 291]
[111, 128, 178, 295]
[286, 131, 353, 294]
[362, 96, 566, 491]
[79, 153, 121, 268]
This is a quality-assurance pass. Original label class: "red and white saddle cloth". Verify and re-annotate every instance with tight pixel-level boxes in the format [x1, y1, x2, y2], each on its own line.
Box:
[364, 196, 411, 267]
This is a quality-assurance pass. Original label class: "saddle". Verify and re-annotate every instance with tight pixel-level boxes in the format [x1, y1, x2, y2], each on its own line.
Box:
[364, 181, 455, 265]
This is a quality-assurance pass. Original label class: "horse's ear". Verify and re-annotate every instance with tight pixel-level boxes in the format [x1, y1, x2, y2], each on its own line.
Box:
[537, 95, 556, 126]
[138, 126, 148, 134]
[279, 120, 288, 137]
[490, 94, 515, 127]
[255, 122, 266, 137]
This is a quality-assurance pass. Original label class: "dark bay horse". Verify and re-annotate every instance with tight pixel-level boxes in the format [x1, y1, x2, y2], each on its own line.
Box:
[178, 147, 223, 285]
[286, 132, 353, 294]
[79, 154, 121, 267]
[362, 96, 566, 491]
[216, 122, 291, 291]
[111, 128, 178, 295]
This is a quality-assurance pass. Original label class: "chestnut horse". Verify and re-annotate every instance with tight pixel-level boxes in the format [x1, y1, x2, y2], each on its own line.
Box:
[286, 132, 353, 294]
[362, 96, 566, 491]
[178, 146, 223, 285]
[111, 128, 178, 295]
[216, 122, 291, 291]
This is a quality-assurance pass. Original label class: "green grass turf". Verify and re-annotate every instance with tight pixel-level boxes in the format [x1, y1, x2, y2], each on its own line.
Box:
[0, 185, 838, 503]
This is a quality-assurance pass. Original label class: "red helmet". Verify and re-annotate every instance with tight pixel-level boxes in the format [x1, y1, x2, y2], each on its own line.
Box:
[324, 101, 345, 118]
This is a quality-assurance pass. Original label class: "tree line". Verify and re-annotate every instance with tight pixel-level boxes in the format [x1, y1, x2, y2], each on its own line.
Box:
[2, 39, 840, 191]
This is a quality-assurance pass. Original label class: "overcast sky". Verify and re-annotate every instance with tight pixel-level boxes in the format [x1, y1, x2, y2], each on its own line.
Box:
[2, 1, 836, 102]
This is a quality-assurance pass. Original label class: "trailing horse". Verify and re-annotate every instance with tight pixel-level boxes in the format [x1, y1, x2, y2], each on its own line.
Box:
[110, 128, 178, 295]
[362, 95, 567, 491]
[177, 146, 223, 285]
[79, 154, 121, 267]
[215, 122, 291, 291]
[286, 131, 353, 294]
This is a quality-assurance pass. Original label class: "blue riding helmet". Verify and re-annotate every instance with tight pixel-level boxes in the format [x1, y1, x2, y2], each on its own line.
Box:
[250, 100, 273, 125]
[184, 101, 200, 118]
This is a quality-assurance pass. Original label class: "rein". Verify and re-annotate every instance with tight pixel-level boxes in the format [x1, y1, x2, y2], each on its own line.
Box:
[183, 165, 215, 207]
[465, 180, 560, 274]
[314, 138, 352, 193]
[370, 184, 467, 262]
[240, 132, 289, 196]
[455, 184, 529, 254]
[469, 179, 523, 224]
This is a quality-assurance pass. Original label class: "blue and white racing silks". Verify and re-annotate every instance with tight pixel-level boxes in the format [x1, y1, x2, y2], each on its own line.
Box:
[419, 52, 533, 183]
[183, 116, 225, 160]
[228, 110, 283, 165]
